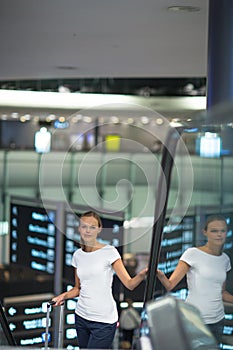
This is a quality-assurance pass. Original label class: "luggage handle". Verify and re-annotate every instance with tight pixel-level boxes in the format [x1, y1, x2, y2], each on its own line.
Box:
[44, 301, 54, 350]
[44, 300, 64, 350]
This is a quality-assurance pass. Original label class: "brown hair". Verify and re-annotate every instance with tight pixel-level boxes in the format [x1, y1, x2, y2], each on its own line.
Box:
[203, 214, 227, 231]
[80, 211, 102, 227]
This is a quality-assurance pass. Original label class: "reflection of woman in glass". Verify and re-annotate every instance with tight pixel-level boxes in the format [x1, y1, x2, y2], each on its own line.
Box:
[52, 211, 147, 349]
[157, 215, 233, 346]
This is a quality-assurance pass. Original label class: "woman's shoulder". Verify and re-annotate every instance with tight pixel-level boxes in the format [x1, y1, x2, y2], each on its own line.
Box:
[102, 244, 121, 260]
[88, 244, 121, 266]
[180, 246, 199, 259]
[182, 247, 197, 254]
[102, 244, 120, 254]
[222, 251, 231, 262]
[73, 247, 82, 255]
[101, 243, 117, 250]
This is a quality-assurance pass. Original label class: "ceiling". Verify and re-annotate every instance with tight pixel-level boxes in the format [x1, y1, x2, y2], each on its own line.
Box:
[0, 0, 209, 121]
[0, 0, 209, 80]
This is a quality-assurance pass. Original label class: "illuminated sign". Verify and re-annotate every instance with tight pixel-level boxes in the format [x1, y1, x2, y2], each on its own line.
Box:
[4, 294, 54, 347]
[159, 216, 195, 274]
[10, 202, 56, 274]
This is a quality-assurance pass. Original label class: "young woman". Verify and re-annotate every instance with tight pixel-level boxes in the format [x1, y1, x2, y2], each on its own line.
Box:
[157, 214, 233, 346]
[52, 211, 148, 349]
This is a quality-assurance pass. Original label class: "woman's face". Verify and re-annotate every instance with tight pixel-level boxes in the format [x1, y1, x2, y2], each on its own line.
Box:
[78, 216, 101, 244]
[203, 220, 227, 246]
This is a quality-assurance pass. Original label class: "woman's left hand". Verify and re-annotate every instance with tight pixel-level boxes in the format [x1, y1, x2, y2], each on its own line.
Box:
[138, 267, 148, 279]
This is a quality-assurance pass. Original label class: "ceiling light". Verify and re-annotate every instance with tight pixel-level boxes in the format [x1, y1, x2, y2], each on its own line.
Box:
[71, 116, 80, 123]
[71, 114, 83, 123]
[56, 66, 78, 71]
[58, 85, 71, 93]
[11, 112, 19, 119]
[23, 114, 31, 120]
[98, 117, 105, 124]
[83, 116, 92, 123]
[127, 118, 134, 124]
[167, 6, 201, 12]
[48, 114, 56, 120]
[156, 118, 164, 125]
[20, 116, 27, 122]
[0, 89, 138, 109]
[45, 116, 53, 123]
[140, 116, 149, 124]
[111, 116, 120, 124]
[170, 120, 183, 127]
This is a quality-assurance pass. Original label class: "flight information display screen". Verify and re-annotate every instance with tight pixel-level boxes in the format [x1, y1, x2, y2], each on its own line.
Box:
[159, 215, 195, 274]
[4, 293, 54, 347]
[156, 215, 195, 295]
[10, 200, 57, 275]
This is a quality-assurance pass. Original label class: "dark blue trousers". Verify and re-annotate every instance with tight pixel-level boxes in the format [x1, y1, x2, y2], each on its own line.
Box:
[207, 318, 224, 348]
[75, 313, 117, 349]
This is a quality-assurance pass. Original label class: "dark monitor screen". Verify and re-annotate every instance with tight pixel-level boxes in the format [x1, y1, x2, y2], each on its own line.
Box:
[0, 120, 38, 149]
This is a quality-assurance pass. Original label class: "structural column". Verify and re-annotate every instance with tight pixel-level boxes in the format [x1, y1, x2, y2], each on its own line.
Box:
[207, 0, 233, 109]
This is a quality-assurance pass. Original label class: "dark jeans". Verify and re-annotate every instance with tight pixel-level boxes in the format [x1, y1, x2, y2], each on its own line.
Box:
[75, 313, 117, 349]
[207, 318, 225, 347]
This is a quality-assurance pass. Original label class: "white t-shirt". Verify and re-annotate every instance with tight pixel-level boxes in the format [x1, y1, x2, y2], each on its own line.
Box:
[180, 247, 231, 324]
[72, 244, 121, 323]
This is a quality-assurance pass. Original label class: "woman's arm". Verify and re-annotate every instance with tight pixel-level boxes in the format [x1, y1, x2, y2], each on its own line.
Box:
[52, 268, 80, 306]
[157, 260, 190, 291]
[112, 258, 148, 291]
[222, 282, 233, 303]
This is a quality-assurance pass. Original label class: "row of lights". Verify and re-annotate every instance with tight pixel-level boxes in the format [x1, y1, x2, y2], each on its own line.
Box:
[0, 112, 187, 127]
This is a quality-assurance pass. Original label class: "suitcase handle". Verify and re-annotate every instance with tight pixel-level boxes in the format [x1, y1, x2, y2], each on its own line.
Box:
[44, 301, 54, 350]
[44, 300, 65, 350]
[48, 299, 64, 306]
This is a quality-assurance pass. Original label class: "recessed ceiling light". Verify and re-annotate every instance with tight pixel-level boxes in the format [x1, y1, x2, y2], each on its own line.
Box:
[11, 112, 19, 118]
[141, 116, 149, 125]
[167, 6, 201, 12]
[156, 118, 164, 125]
[56, 66, 78, 70]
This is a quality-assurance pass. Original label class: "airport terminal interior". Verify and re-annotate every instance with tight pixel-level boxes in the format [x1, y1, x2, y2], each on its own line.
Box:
[0, 1, 233, 349]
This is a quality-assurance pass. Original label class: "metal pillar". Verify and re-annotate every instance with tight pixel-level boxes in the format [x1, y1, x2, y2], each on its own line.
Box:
[53, 201, 65, 348]
[207, 0, 233, 109]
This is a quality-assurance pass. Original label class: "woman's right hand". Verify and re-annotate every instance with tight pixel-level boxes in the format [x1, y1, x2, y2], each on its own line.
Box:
[51, 293, 65, 306]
